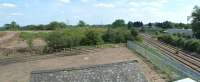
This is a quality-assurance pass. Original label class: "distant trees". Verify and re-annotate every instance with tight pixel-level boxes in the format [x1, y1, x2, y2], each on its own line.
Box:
[154, 21, 191, 29]
[22, 25, 46, 30]
[191, 6, 200, 38]
[174, 23, 191, 29]
[21, 21, 67, 30]
[133, 21, 143, 27]
[154, 21, 174, 29]
[111, 19, 126, 28]
[162, 21, 174, 29]
[148, 23, 152, 28]
[47, 21, 67, 30]
[78, 20, 86, 27]
[4, 21, 20, 30]
[128, 21, 134, 29]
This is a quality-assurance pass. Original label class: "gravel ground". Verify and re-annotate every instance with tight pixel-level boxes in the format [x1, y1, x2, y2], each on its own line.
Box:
[0, 47, 165, 82]
[30, 60, 148, 82]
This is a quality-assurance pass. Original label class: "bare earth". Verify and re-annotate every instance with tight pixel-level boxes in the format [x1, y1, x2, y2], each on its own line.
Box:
[0, 47, 165, 82]
[0, 32, 19, 48]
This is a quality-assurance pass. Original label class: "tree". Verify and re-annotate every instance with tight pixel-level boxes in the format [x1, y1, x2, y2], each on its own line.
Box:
[128, 21, 134, 29]
[4, 21, 20, 30]
[130, 28, 138, 37]
[162, 21, 174, 29]
[112, 19, 125, 28]
[47, 21, 66, 30]
[148, 23, 152, 28]
[155, 22, 163, 27]
[191, 6, 200, 38]
[78, 20, 86, 27]
[154, 21, 174, 29]
[133, 21, 143, 27]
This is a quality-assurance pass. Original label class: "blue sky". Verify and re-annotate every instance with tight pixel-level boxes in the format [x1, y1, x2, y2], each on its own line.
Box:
[0, 0, 199, 26]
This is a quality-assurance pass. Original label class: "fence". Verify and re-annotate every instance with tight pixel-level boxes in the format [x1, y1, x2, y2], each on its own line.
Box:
[127, 41, 200, 81]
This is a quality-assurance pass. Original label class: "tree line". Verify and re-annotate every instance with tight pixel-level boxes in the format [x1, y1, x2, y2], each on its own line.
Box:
[0, 19, 145, 31]
[0, 20, 192, 31]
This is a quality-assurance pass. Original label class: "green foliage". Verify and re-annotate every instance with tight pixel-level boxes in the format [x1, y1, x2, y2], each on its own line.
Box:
[154, 21, 188, 29]
[47, 21, 67, 30]
[20, 32, 36, 48]
[45, 29, 84, 50]
[162, 21, 174, 29]
[111, 19, 126, 28]
[158, 34, 200, 54]
[78, 20, 86, 27]
[81, 29, 104, 45]
[44, 27, 139, 52]
[20, 21, 68, 30]
[133, 21, 143, 27]
[20, 32, 50, 48]
[174, 23, 191, 29]
[4, 21, 20, 31]
[148, 23, 152, 27]
[128, 21, 134, 29]
[103, 28, 137, 43]
[191, 6, 200, 38]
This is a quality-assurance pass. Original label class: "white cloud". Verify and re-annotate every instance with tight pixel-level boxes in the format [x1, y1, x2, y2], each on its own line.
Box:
[94, 3, 115, 8]
[10, 13, 23, 16]
[59, 0, 70, 3]
[0, 3, 16, 8]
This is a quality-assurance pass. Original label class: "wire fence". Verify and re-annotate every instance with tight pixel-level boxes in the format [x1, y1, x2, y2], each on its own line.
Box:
[127, 41, 200, 81]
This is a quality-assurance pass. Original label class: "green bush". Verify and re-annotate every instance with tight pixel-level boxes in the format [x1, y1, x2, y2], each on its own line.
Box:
[20, 32, 36, 48]
[158, 34, 200, 54]
[81, 29, 104, 45]
[44, 27, 139, 53]
[103, 28, 135, 43]
[45, 29, 84, 51]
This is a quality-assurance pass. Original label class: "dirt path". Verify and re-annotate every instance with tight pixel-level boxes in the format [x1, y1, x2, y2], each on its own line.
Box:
[0, 47, 165, 82]
[0, 32, 19, 48]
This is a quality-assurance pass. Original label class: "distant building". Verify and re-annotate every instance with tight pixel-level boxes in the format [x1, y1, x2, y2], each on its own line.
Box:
[164, 29, 193, 37]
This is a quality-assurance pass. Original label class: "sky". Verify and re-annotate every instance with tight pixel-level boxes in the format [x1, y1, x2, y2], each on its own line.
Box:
[0, 0, 199, 26]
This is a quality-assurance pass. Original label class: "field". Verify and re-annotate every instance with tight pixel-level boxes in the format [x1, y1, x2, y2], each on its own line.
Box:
[0, 46, 165, 82]
[0, 29, 168, 82]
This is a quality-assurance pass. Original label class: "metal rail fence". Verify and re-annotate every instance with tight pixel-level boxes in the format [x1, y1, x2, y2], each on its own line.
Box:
[127, 41, 200, 81]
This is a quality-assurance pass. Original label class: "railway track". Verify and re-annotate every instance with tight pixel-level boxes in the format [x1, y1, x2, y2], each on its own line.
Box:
[159, 41, 200, 62]
[141, 33, 200, 73]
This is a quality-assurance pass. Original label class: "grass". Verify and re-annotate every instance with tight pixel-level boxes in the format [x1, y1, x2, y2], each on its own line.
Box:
[20, 32, 49, 48]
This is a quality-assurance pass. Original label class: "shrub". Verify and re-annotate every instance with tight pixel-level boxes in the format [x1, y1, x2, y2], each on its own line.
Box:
[157, 34, 200, 54]
[103, 28, 135, 43]
[45, 29, 83, 51]
[44, 27, 140, 53]
[20, 32, 36, 48]
[81, 29, 104, 45]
